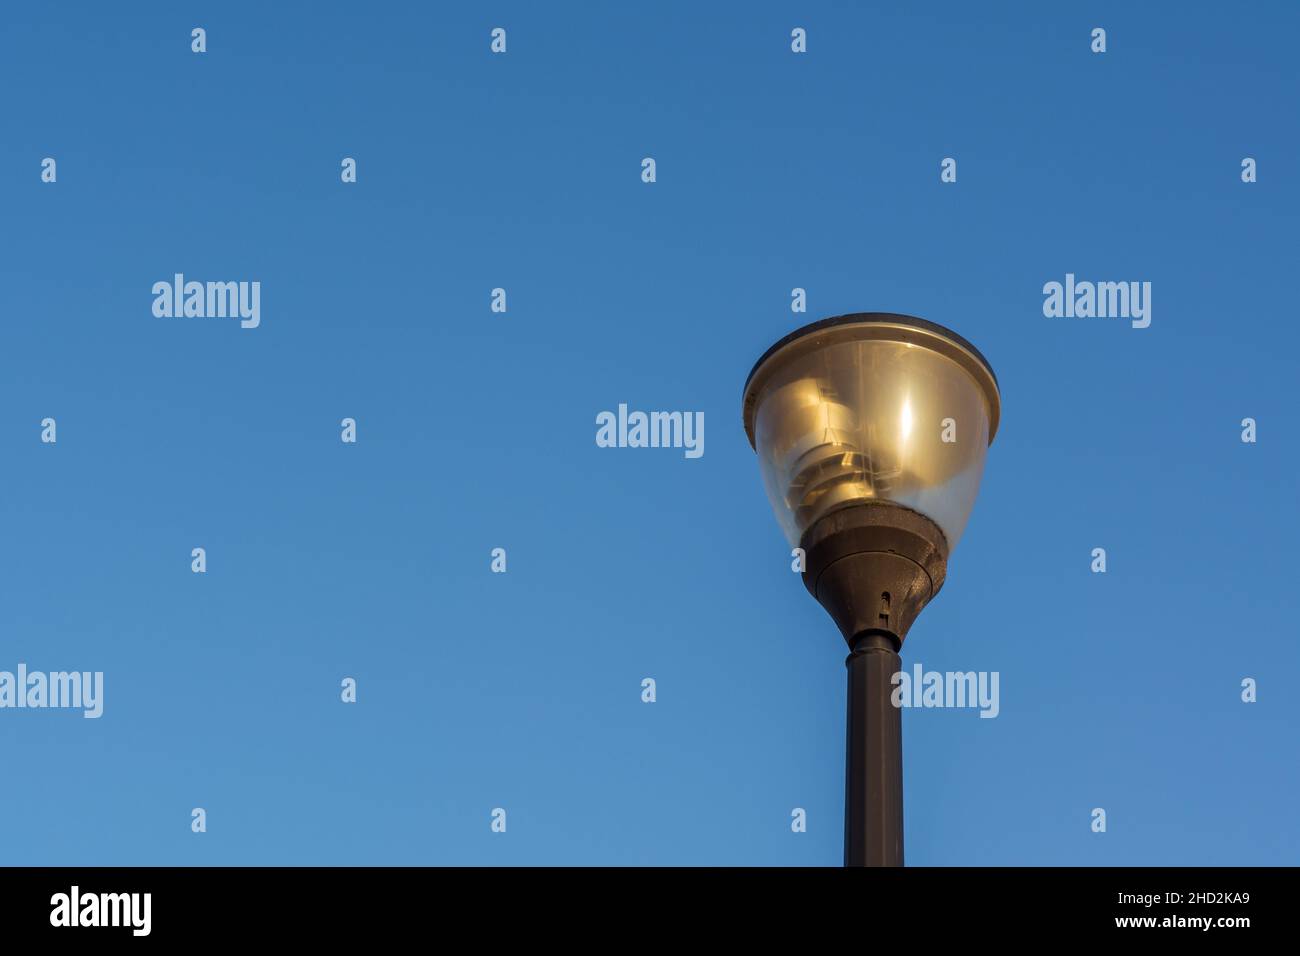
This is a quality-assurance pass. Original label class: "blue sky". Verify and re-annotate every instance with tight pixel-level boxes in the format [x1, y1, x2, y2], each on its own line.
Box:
[1, 1, 1296, 865]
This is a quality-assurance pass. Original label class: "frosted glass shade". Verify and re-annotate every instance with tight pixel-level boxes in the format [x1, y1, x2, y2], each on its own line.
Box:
[742, 314, 1001, 549]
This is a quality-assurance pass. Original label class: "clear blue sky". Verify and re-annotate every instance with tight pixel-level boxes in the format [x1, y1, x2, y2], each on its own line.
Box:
[1, 1, 1296, 865]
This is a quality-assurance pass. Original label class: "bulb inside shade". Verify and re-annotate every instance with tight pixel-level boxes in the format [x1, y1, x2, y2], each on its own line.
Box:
[743, 315, 1000, 550]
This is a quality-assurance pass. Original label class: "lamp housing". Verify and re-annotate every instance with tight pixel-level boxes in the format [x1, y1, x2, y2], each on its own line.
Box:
[743, 313, 1000, 643]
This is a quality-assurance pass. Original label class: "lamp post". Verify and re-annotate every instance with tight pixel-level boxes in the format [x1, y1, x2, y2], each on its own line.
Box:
[742, 314, 1000, 867]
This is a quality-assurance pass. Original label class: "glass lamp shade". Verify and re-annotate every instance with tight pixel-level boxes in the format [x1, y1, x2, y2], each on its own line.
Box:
[742, 314, 1001, 550]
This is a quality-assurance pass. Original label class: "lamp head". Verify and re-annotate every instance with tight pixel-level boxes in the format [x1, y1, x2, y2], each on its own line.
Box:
[742, 313, 1000, 645]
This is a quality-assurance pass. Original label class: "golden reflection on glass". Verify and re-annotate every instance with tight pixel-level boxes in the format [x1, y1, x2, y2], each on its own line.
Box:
[747, 328, 998, 549]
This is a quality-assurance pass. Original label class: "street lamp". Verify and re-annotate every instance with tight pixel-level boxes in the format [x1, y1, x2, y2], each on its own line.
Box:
[742, 313, 1000, 867]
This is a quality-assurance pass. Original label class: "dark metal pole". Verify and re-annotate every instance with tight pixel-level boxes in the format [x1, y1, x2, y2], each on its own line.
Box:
[844, 630, 903, 867]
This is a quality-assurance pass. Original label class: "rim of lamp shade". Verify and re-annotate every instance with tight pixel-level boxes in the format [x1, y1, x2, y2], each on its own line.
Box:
[742, 312, 1002, 449]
